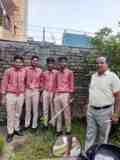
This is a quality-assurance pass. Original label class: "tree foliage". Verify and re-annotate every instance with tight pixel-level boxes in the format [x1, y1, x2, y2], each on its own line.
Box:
[90, 26, 120, 76]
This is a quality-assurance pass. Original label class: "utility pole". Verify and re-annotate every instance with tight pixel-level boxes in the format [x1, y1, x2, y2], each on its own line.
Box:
[43, 27, 45, 42]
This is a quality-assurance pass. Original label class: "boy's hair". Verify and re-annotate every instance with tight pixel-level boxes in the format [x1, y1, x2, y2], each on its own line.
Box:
[31, 55, 39, 60]
[57, 56, 68, 62]
[13, 55, 24, 62]
[46, 57, 55, 64]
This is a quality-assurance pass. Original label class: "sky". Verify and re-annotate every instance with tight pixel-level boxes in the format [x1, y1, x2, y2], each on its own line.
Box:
[27, 0, 120, 44]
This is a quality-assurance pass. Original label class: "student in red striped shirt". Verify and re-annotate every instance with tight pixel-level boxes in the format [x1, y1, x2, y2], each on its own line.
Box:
[1, 55, 26, 143]
[42, 57, 57, 128]
[25, 56, 43, 130]
[54, 56, 74, 136]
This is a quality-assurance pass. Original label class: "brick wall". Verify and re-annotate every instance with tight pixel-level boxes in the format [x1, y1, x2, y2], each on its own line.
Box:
[0, 40, 96, 125]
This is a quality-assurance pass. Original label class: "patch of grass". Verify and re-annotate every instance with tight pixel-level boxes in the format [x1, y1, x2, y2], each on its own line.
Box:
[110, 123, 120, 146]
[0, 134, 5, 155]
[72, 118, 86, 146]
[13, 119, 85, 160]
[10, 119, 120, 160]
[13, 129, 56, 160]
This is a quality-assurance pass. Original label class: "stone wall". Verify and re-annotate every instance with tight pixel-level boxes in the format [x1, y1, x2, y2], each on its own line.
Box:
[0, 40, 96, 125]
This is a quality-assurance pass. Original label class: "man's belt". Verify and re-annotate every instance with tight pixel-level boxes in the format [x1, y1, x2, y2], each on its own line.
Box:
[91, 105, 112, 110]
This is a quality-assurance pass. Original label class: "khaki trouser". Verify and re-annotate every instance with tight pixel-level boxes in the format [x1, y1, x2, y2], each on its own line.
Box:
[42, 90, 54, 126]
[6, 93, 24, 134]
[25, 89, 40, 128]
[54, 93, 71, 132]
[85, 106, 113, 152]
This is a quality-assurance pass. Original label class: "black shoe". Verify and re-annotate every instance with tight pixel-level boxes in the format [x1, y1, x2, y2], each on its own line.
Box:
[49, 124, 55, 129]
[14, 130, 23, 136]
[65, 131, 71, 135]
[30, 127, 38, 133]
[56, 131, 63, 137]
[39, 123, 44, 129]
[6, 134, 13, 143]
[44, 126, 48, 130]
[39, 124, 48, 130]
[22, 126, 30, 131]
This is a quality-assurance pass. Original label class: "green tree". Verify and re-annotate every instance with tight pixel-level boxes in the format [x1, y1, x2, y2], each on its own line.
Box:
[90, 27, 120, 76]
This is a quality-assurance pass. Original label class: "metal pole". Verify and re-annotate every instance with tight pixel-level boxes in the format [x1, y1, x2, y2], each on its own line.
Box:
[43, 27, 45, 42]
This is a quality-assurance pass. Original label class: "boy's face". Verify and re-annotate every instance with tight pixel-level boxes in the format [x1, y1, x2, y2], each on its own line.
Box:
[47, 62, 54, 70]
[31, 58, 39, 67]
[14, 59, 24, 69]
[59, 59, 67, 69]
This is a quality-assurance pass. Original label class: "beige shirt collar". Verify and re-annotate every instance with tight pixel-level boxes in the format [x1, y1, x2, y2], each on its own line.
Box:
[95, 70, 110, 77]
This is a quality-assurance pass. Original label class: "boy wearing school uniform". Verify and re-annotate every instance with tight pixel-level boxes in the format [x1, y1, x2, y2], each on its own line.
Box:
[42, 57, 57, 128]
[25, 56, 43, 130]
[1, 55, 26, 143]
[54, 56, 74, 136]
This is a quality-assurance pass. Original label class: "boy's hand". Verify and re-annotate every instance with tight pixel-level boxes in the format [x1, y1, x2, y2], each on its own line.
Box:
[69, 93, 74, 104]
[112, 113, 119, 123]
[1, 94, 6, 105]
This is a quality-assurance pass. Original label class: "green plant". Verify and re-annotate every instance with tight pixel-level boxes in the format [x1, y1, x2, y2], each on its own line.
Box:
[0, 134, 5, 155]
[4, 119, 120, 160]
[90, 26, 120, 76]
[12, 120, 85, 160]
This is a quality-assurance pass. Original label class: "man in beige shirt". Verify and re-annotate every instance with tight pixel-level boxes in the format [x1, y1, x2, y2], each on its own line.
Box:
[85, 56, 120, 151]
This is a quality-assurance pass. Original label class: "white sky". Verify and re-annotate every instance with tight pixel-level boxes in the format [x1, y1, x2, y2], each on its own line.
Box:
[27, 0, 120, 44]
